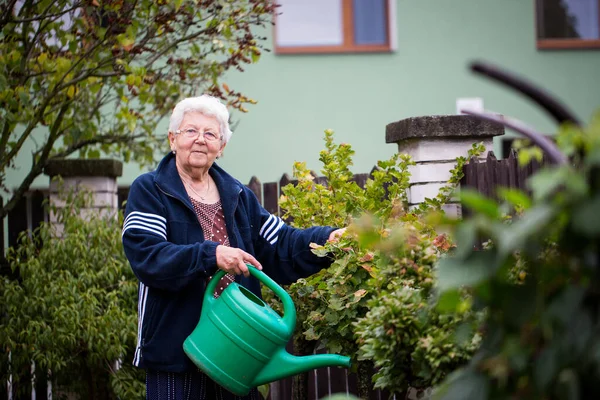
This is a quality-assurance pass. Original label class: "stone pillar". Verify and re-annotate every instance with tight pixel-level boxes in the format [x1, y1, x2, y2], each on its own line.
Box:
[44, 159, 123, 225]
[385, 115, 504, 217]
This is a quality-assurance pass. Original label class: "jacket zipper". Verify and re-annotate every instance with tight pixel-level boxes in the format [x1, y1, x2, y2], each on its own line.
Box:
[156, 182, 192, 211]
[226, 188, 243, 247]
[155, 183, 206, 240]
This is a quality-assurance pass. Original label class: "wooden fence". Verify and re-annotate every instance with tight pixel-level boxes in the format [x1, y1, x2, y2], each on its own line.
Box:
[2, 152, 548, 400]
[460, 150, 547, 212]
[244, 169, 375, 217]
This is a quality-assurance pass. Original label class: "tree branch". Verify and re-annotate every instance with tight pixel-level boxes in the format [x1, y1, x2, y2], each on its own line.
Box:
[0, 103, 52, 174]
[0, 101, 69, 219]
[13, 70, 52, 82]
[16, 0, 34, 19]
[144, 25, 213, 69]
[1, 34, 114, 172]
[0, 117, 13, 164]
[19, 0, 35, 76]
[53, 37, 111, 91]
[0, 0, 19, 30]
[19, 0, 65, 77]
[54, 133, 145, 159]
[58, 69, 122, 90]
[10, 2, 83, 23]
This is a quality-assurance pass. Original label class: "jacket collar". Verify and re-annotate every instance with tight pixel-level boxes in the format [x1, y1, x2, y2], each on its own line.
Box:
[153, 152, 244, 213]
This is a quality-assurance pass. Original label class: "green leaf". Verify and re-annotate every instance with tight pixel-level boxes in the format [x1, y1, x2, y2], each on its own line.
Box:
[18, 88, 29, 105]
[545, 286, 585, 326]
[88, 149, 100, 159]
[453, 322, 477, 347]
[453, 221, 477, 258]
[527, 167, 564, 201]
[496, 204, 555, 256]
[433, 369, 489, 400]
[460, 189, 500, 219]
[436, 289, 461, 313]
[257, 384, 269, 399]
[55, 57, 71, 75]
[528, 167, 587, 201]
[436, 251, 497, 292]
[497, 187, 531, 210]
[571, 194, 600, 234]
[125, 75, 136, 87]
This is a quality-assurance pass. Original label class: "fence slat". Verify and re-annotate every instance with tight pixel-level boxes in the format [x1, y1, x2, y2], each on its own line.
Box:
[279, 173, 294, 194]
[497, 157, 509, 195]
[485, 151, 497, 200]
[460, 149, 547, 203]
[263, 182, 279, 215]
[247, 176, 262, 204]
[351, 173, 369, 188]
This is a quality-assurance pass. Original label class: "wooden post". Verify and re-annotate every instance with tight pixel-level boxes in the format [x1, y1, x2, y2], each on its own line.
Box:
[247, 176, 262, 204]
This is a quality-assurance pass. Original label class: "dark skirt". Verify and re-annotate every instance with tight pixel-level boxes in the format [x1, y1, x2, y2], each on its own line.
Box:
[146, 369, 260, 400]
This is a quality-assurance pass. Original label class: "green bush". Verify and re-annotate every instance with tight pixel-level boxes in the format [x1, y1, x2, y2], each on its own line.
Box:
[0, 187, 144, 399]
[277, 130, 484, 397]
[353, 221, 482, 395]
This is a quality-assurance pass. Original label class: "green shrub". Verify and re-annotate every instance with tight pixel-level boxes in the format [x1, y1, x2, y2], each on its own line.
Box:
[0, 187, 144, 399]
[277, 130, 484, 397]
[353, 220, 482, 395]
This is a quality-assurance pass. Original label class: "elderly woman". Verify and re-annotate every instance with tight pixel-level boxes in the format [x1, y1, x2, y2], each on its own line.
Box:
[122, 95, 345, 399]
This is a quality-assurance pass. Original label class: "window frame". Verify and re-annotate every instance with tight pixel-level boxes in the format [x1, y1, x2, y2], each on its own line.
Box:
[536, 0, 600, 50]
[273, 0, 394, 55]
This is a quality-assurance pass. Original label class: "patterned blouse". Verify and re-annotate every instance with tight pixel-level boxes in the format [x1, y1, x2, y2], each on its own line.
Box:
[190, 197, 234, 297]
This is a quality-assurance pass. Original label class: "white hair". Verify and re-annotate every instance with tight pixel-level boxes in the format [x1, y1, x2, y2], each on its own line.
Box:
[168, 95, 233, 143]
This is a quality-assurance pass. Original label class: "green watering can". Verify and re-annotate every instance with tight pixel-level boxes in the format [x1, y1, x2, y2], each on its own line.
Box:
[183, 265, 351, 396]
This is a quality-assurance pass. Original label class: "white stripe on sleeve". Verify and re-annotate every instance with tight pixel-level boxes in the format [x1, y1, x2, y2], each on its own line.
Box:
[260, 214, 284, 245]
[122, 211, 167, 240]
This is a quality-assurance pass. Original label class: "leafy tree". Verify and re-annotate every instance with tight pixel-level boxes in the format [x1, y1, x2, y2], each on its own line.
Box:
[0, 0, 277, 219]
[0, 186, 142, 399]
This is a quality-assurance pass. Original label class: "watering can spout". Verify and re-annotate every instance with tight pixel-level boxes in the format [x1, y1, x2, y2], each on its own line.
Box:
[253, 348, 351, 387]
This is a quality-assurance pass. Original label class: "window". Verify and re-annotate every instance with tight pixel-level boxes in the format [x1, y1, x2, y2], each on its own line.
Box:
[536, 0, 600, 49]
[274, 0, 394, 54]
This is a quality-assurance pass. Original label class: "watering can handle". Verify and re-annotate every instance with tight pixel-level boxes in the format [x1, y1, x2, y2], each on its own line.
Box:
[204, 264, 297, 330]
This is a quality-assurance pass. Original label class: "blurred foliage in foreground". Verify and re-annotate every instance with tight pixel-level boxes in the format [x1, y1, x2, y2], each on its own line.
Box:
[432, 113, 600, 399]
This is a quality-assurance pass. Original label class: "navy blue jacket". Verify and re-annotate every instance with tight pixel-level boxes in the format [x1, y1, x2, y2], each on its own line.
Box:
[122, 152, 335, 372]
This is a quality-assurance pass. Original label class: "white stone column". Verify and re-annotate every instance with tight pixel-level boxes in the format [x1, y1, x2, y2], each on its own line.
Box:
[385, 115, 504, 217]
[44, 159, 123, 229]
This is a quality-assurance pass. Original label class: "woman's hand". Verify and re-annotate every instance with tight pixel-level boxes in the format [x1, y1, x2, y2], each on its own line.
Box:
[216, 245, 262, 277]
[328, 228, 347, 242]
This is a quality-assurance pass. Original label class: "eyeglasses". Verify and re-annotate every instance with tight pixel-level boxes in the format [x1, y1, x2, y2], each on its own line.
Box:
[175, 128, 221, 142]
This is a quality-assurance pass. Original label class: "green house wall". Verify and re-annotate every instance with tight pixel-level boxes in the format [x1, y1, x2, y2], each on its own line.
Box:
[203, 0, 600, 185]
[7, 0, 600, 191]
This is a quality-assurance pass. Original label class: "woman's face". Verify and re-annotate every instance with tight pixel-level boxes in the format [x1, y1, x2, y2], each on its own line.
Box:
[169, 111, 226, 174]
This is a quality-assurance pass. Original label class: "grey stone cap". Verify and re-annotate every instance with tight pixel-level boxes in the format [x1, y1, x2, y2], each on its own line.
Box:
[386, 115, 505, 143]
[44, 159, 123, 178]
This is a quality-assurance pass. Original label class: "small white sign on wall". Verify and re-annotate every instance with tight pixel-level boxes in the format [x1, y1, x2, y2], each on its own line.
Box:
[456, 97, 484, 115]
